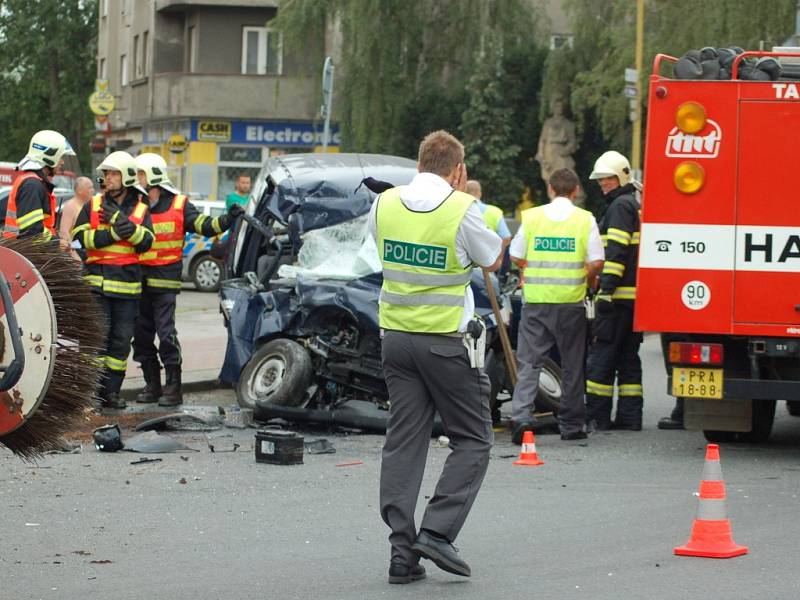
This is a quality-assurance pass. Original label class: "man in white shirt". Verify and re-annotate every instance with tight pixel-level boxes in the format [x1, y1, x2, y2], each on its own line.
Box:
[369, 130, 502, 583]
[509, 168, 604, 442]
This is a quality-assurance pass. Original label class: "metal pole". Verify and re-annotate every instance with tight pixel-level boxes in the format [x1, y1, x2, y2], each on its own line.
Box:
[632, 0, 644, 171]
[322, 57, 334, 152]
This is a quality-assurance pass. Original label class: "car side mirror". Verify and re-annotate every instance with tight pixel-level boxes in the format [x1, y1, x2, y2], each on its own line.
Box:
[287, 212, 303, 254]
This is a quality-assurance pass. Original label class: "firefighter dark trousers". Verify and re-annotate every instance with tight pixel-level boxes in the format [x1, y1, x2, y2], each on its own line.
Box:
[379, 331, 492, 567]
[97, 295, 138, 399]
[585, 303, 643, 427]
[133, 290, 181, 367]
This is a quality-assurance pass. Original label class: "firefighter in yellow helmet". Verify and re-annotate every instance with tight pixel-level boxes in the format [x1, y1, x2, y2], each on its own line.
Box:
[132, 152, 241, 406]
[71, 151, 155, 409]
[585, 151, 643, 431]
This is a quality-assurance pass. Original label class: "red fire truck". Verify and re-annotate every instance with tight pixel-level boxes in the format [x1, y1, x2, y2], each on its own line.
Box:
[636, 51, 800, 443]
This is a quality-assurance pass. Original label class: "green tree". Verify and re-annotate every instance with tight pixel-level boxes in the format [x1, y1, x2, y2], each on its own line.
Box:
[0, 0, 98, 171]
[460, 35, 523, 211]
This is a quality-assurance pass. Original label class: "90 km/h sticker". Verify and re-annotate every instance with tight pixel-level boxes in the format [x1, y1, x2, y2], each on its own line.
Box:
[681, 280, 710, 310]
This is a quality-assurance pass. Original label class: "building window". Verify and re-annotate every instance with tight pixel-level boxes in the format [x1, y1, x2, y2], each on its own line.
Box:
[99, 58, 107, 80]
[133, 35, 139, 78]
[217, 145, 265, 200]
[120, 54, 128, 86]
[186, 26, 196, 73]
[142, 31, 149, 76]
[549, 34, 574, 50]
[241, 26, 282, 75]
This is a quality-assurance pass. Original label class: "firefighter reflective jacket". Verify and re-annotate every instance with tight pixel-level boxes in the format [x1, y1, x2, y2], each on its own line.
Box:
[376, 187, 474, 334]
[522, 205, 591, 304]
[71, 189, 154, 298]
[140, 190, 231, 293]
[598, 183, 640, 303]
[2, 171, 56, 240]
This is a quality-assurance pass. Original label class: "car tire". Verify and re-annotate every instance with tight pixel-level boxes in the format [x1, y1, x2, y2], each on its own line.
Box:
[237, 338, 313, 413]
[191, 254, 222, 293]
[488, 350, 562, 416]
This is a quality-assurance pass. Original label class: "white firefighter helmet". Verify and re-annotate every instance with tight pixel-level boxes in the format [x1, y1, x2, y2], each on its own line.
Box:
[589, 150, 632, 186]
[135, 152, 179, 194]
[96, 151, 139, 188]
[22, 130, 72, 169]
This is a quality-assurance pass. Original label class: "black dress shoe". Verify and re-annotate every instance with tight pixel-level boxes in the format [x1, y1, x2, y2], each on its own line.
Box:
[611, 421, 642, 431]
[586, 419, 612, 432]
[412, 530, 471, 577]
[560, 431, 588, 441]
[511, 421, 535, 445]
[658, 416, 684, 430]
[388, 561, 426, 584]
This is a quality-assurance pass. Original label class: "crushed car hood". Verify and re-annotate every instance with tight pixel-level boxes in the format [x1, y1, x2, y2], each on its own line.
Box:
[261, 153, 417, 231]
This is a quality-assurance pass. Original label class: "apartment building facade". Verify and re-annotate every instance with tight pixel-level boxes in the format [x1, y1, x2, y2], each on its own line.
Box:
[96, 0, 337, 200]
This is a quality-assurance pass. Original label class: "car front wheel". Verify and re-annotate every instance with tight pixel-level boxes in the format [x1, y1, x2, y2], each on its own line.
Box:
[191, 254, 222, 292]
[237, 338, 313, 414]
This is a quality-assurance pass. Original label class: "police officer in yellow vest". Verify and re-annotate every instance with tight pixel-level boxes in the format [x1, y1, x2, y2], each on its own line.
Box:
[465, 179, 511, 246]
[369, 130, 502, 584]
[71, 151, 155, 409]
[509, 168, 604, 442]
[132, 153, 241, 406]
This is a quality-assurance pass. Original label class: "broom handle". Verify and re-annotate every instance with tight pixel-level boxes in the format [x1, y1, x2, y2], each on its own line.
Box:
[481, 268, 517, 387]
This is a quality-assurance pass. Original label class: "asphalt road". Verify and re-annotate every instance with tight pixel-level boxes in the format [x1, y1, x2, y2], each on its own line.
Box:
[4, 335, 800, 600]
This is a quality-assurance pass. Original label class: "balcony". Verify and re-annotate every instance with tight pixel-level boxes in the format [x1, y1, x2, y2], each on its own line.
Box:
[151, 72, 317, 121]
[156, 0, 278, 11]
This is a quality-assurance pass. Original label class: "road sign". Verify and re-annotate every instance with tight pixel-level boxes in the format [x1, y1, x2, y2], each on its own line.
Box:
[625, 68, 638, 84]
[624, 85, 638, 98]
[89, 90, 115, 116]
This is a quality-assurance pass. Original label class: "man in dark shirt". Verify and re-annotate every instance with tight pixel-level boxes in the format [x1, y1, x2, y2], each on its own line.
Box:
[132, 153, 241, 406]
[71, 151, 155, 409]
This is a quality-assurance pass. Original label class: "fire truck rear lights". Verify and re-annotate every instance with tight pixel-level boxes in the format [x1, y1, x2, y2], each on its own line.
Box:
[669, 342, 724, 365]
[673, 161, 705, 194]
[655, 86, 668, 99]
[675, 101, 707, 134]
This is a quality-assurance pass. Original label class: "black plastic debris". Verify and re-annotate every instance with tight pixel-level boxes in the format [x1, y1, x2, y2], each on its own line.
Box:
[93, 424, 123, 452]
[304, 438, 336, 455]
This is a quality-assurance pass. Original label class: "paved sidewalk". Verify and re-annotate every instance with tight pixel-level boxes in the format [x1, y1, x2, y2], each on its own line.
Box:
[122, 288, 228, 396]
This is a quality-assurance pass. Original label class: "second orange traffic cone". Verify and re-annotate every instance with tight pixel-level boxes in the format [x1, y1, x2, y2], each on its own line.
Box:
[674, 443, 748, 558]
[513, 430, 544, 466]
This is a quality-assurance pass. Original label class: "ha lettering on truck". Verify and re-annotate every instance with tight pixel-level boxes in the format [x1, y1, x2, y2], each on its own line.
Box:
[635, 50, 800, 442]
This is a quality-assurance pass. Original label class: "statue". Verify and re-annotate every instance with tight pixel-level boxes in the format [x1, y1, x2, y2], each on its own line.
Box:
[535, 99, 578, 184]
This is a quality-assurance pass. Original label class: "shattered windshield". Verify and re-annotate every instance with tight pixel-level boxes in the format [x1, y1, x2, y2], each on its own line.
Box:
[277, 215, 381, 281]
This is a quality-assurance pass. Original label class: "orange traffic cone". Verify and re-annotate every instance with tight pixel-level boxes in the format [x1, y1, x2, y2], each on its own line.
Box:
[674, 444, 748, 558]
[513, 430, 544, 466]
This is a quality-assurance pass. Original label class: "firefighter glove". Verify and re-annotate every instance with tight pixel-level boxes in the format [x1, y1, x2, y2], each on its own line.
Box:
[227, 203, 244, 218]
[113, 217, 136, 239]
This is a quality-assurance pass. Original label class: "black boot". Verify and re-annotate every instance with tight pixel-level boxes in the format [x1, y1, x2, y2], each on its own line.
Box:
[158, 365, 183, 407]
[136, 361, 162, 404]
[103, 393, 127, 410]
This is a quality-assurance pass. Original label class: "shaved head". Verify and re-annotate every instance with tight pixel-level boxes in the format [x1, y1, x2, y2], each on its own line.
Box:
[466, 179, 481, 198]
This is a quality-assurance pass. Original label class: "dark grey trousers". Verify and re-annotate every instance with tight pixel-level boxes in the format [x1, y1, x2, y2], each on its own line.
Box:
[379, 331, 493, 566]
[511, 303, 587, 435]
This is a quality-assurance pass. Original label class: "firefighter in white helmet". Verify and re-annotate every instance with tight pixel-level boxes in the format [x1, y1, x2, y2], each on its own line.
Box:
[71, 151, 155, 410]
[2, 130, 75, 240]
[132, 152, 241, 407]
[584, 150, 643, 431]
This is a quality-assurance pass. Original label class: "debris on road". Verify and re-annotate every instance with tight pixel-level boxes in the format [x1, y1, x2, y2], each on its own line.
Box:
[205, 432, 240, 453]
[124, 431, 195, 453]
[224, 405, 254, 429]
[255, 429, 304, 465]
[304, 438, 335, 454]
[135, 410, 222, 432]
[93, 424, 123, 452]
[335, 461, 364, 468]
[130, 457, 163, 466]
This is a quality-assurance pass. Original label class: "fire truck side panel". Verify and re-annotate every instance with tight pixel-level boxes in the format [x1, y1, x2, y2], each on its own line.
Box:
[733, 100, 800, 327]
[636, 79, 739, 334]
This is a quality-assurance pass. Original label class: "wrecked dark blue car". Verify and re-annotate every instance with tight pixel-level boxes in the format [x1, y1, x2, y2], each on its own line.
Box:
[219, 153, 561, 430]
